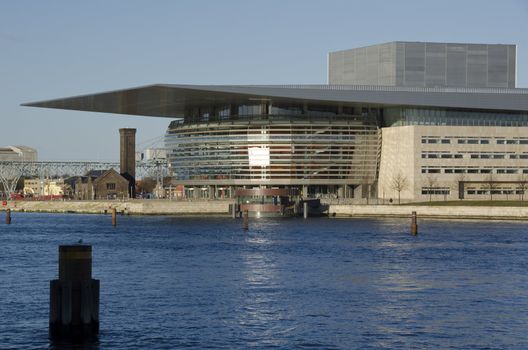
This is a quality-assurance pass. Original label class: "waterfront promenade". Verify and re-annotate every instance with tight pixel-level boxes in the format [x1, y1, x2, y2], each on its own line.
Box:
[3, 199, 528, 220]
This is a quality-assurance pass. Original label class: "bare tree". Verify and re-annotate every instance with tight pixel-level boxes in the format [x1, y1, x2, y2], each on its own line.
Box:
[452, 173, 466, 200]
[517, 173, 527, 202]
[423, 174, 437, 202]
[391, 172, 409, 205]
[483, 173, 499, 201]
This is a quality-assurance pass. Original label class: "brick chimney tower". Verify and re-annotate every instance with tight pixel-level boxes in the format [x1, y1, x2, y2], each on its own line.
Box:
[119, 128, 136, 198]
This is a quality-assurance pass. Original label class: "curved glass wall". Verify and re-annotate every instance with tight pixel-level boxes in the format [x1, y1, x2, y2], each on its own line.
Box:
[165, 116, 379, 185]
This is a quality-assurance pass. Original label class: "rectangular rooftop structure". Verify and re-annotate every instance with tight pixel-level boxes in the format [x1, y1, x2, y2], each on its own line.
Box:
[328, 41, 516, 89]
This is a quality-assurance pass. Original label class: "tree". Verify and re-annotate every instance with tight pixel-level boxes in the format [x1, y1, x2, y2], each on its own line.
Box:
[452, 173, 466, 200]
[391, 172, 409, 205]
[423, 174, 437, 202]
[517, 173, 527, 202]
[483, 173, 499, 201]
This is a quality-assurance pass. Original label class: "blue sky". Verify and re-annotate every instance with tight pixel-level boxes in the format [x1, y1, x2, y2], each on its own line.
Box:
[1, 0, 527, 160]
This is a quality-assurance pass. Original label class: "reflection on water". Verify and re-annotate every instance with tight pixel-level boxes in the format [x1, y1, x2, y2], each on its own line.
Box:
[1, 214, 528, 349]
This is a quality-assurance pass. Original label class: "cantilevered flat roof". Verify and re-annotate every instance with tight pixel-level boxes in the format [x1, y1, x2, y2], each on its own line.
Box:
[23, 84, 528, 118]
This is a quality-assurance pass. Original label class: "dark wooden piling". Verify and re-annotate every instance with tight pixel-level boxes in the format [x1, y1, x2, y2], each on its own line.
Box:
[411, 211, 418, 235]
[50, 245, 99, 341]
[303, 202, 308, 219]
[6, 208, 11, 225]
[243, 210, 249, 230]
[111, 208, 117, 226]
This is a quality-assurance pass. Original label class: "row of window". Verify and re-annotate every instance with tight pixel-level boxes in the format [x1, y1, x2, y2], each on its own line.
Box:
[421, 168, 527, 174]
[421, 152, 528, 159]
[421, 187, 451, 195]
[467, 190, 525, 195]
[421, 138, 528, 145]
[421, 188, 526, 195]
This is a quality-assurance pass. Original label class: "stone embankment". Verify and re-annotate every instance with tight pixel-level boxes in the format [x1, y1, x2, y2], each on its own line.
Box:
[2, 200, 231, 216]
[329, 204, 528, 220]
[3, 200, 528, 220]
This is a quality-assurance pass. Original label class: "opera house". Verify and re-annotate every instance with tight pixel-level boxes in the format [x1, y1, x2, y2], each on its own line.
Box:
[25, 42, 528, 202]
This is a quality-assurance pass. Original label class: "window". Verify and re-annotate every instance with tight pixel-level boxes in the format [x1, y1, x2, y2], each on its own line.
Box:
[106, 183, 116, 190]
[467, 139, 478, 144]
[441, 139, 451, 144]
[480, 140, 490, 144]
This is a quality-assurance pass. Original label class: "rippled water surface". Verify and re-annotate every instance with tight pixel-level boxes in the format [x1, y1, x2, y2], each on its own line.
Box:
[1, 213, 528, 349]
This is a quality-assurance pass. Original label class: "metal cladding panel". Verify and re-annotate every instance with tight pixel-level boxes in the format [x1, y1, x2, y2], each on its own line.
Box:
[330, 42, 516, 88]
[379, 42, 396, 86]
[404, 42, 426, 87]
[366, 45, 380, 85]
[425, 43, 447, 87]
[328, 43, 396, 86]
[508, 45, 516, 88]
[488, 45, 509, 88]
[395, 42, 406, 86]
[467, 44, 488, 88]
[328, 51, 345, 84]
[446, 44, 467, 87]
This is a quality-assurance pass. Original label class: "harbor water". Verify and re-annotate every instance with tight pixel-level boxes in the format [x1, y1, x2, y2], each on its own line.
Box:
[1, 213, 528, 349]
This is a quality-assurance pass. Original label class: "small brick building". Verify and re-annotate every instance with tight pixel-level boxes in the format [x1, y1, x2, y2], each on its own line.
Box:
[92, 169, 130, 200]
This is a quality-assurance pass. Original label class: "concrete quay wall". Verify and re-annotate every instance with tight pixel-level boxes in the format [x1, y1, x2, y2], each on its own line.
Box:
[3, 200, 528, 220]
[329, 204, 528, 220]
[4, 200, 231, 216]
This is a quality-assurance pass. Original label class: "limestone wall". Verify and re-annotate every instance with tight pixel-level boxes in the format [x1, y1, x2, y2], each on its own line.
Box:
[329, 204, 528, 220]
[3, 200, 231, 215]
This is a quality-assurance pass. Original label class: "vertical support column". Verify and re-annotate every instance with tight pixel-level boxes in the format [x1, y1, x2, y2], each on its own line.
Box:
[411, 211, 418, 235]
[231, 203, 237, 219]
[6, 208, 11, 224]
[111, 208, 117, 227]
[243, 210, 249, 230]
[303, 202, 308, 219]
[49, 245, 99, 341]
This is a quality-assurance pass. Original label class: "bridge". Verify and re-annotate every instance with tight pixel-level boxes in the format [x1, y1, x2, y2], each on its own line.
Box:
[0, 160, 170, 197]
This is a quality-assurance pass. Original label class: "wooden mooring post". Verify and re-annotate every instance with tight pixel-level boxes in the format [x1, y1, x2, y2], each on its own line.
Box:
[411, 211, 418, 235]
[49, 245, 99, 341]
[111, 208, 117, 227]
[6, 208, 11, 225]
[243, 210, 249, 230]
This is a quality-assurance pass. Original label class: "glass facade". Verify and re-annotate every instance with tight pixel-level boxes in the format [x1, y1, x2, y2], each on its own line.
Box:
[385, 107, 528, 127]
[165, 103, 379, 185]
